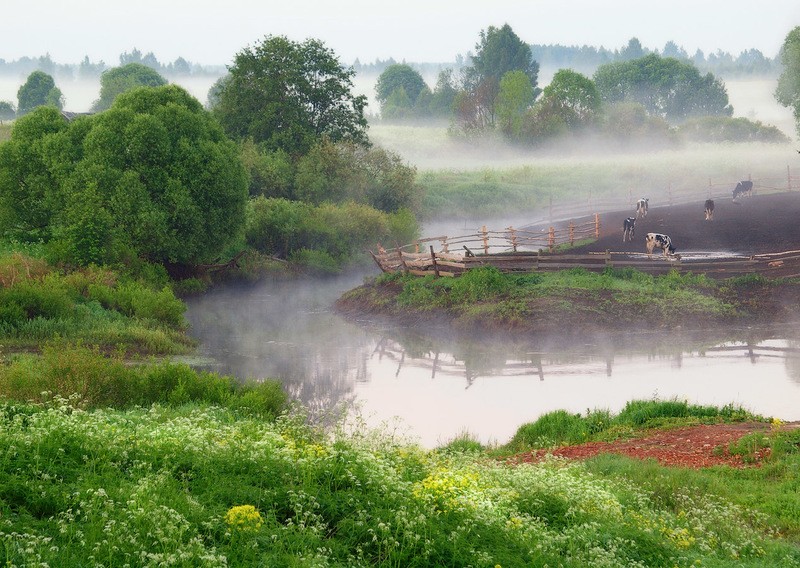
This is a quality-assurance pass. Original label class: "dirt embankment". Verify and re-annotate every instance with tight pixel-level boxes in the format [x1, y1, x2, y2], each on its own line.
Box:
[568, 190, 800, 256]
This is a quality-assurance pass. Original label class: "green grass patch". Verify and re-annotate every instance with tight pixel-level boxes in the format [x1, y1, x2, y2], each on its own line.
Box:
[502, 398, 763, 453]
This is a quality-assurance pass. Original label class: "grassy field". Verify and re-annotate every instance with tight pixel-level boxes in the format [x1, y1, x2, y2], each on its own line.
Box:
[369, 122, 797, 220]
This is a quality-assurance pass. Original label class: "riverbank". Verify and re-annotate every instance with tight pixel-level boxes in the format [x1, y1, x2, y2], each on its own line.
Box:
[336, 267, 800, 339]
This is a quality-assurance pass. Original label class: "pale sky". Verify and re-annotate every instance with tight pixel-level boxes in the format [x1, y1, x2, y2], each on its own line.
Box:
[2, 0, 799, 67]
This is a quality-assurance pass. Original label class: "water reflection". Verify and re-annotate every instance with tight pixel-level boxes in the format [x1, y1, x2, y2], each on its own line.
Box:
[184, 275, 800, 448]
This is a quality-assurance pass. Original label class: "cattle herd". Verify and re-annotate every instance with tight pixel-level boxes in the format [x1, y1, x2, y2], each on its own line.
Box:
[622, 180, 753, 259]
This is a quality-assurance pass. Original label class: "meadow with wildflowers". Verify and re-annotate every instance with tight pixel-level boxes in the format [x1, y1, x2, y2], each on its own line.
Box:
[1, 395, 800, 567]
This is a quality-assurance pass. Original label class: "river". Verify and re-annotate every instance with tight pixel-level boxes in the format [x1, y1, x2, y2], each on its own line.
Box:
[183, 265, 800, 448]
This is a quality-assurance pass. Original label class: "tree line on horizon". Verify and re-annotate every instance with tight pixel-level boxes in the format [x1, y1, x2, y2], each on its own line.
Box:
[0, 34, 781, 83]
[371, 26, 798, 146]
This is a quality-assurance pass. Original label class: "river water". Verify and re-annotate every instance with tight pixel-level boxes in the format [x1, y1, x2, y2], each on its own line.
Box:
[184, 267, 800, 448]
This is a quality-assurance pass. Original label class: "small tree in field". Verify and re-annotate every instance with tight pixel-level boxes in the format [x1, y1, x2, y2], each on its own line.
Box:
[92, 63, 168, 111]
[0, 101, 15, 123]
[16, 71, 63, 115]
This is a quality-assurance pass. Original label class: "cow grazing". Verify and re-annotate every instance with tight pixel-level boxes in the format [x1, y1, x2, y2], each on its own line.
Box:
[636, 198, 649, 219]
[622, 216, 636, 242]
[704, 199, 714, 221]
[732, 180, 753, 201]
[645, 232, 676, 258]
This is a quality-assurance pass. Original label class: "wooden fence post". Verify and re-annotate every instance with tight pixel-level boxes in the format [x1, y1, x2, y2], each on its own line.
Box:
[396, 246, 408, 275]
[548, 227, 555, 251]
[569, 221, 575, 245]
[441, 237, 449, 253]
[508, 226, 518, 252]
[414, 240, 420, 254]
[594, 213, 600, 239]
[482, 225, 489, 255]
[429, 245, 440, 278]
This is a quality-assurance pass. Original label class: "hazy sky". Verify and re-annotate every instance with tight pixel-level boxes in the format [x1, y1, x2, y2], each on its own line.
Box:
[3, 0, 799, 67]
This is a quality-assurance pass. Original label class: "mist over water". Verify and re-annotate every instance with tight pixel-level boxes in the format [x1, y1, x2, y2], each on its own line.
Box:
[184, 231, 800, 448]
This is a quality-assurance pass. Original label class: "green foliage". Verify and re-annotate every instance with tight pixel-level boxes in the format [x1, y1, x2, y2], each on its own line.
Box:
[776, 26, 800, 137]
[593, 54, 732, 123]
[509, 409, 590, 449]
[293, 138, 421, 213]
[0, 86, 248, 267]
[457, 24, 541, 133]
[245, 197, 419, 267]
[91, 62, 168, 112]
[535, 69, 601, 131]
[496, 70, 535, 139]
[504, 399, 760, 453]
[213, 35, 368, 155]
[375, 63, 427, 105]
[0, 344, 288, 416]
[678, 116, 790, 143]
[0, 101, 14, 123]
[0, 253, 190, 354]
[239, 139, 294, 198]
[16, 71, 63, 115]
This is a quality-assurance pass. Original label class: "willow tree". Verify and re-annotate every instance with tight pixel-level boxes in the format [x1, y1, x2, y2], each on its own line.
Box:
[0, 86, 247, 267]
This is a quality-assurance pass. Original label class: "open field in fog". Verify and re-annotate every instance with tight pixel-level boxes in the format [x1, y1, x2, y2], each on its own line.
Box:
[415, 142, 798, 218]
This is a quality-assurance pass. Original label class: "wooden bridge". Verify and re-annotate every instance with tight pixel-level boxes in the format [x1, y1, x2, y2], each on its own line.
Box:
[371, 218, 800, 279]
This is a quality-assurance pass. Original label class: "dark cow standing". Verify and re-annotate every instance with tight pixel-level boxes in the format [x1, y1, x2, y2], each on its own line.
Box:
[636, 198, 649, 219]
[732, 180, 753, 201]
[622, 216, 636, 242]
[645, 232, 676, 258]
[704, 199, 714, 221]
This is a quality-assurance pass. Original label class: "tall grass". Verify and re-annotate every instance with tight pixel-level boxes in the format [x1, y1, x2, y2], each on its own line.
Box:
[0, 253, 192, 354]
[0, 343, 288, 417]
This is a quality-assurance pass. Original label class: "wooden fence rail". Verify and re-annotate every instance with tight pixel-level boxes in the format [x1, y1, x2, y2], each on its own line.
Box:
[372, 247, 800, 279]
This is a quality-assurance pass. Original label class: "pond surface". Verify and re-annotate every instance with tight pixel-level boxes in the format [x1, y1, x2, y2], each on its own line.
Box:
[184, 270, 800, 448]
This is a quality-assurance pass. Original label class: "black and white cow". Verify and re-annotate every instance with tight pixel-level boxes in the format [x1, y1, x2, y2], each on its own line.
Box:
[704, 199, 714, 221]
[732, 180, 753, 201]
[636, 197, 649, 219]
[645, 232, 676, 258]
[622, 216, 636, 242]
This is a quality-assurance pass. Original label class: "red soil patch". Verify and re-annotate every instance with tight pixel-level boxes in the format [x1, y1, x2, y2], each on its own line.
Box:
[511, 422, 800, 469]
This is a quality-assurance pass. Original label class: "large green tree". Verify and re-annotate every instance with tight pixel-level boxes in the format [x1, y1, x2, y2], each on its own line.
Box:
[92, 63, 168, 112]
[593, 54, 732, 123]
[537, 69, 601, 129]
[459, 23, 540, 130]
[213, 35, 368, 155]
[16, 71, 63, 115]
[0, 86, 247, 267]
[775, 26, 800, 137]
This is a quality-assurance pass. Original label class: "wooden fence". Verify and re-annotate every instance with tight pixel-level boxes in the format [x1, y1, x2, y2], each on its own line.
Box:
[372, 222, 800, 280]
